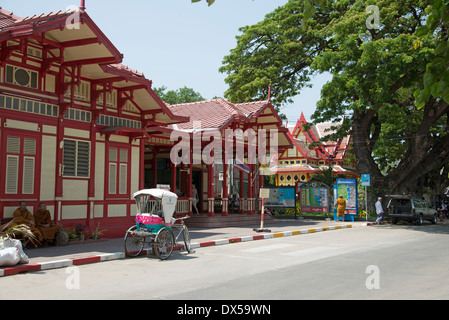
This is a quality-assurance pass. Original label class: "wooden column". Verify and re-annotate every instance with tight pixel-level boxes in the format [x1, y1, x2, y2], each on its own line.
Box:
[248, 164, 255, 215]
[139, 139, 145, 191]
[239, 170, 244, 214]
[152, 149, 158, 188]
[222, 162, 229, 216]
[207, 163, 215, 216]
[187, 146, 193, 216]
[171, 162, 177, 194]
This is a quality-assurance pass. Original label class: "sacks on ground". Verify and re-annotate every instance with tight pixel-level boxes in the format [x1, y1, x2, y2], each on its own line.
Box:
[0, 247, 20, 267]
[0, 238, 30, 264]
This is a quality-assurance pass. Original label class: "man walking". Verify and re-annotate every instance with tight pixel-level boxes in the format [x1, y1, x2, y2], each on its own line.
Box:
[375, 197, 384, 225]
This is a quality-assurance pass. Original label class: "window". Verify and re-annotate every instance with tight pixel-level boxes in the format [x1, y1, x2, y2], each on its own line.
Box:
[0, 94, 58, 117]
[108, 147, 128, 195]
[63, 140, 90, 177]
[96, 114, 141, 129]
[4, 135, 38, 195]
[5, 65, 39, 89]
[64, 107, 92, 123]
[64, 77, 90, 101]
[97, 90, 117, 108]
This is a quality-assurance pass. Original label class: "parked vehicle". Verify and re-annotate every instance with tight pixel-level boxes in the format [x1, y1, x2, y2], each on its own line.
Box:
[386, 195, 438, 225]
[124, 189, 191, 260]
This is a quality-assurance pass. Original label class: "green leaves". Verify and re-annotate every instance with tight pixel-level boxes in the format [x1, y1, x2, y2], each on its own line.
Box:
[220, 1, 329, 110]
[413, 0, 449, 107]
[154, 86, 206, 105]
[191, 0, 215, 6]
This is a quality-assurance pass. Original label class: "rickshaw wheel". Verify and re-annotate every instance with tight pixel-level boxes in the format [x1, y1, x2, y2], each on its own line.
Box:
[124, 226, 145, 257]
[154, 228, 174, 260]
[182, 224, 191, 253]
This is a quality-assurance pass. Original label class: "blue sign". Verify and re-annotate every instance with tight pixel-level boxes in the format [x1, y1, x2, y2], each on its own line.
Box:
[336, 178, 357, 185]
[334, 178, 358, 221]
[361, 174, 371, 187]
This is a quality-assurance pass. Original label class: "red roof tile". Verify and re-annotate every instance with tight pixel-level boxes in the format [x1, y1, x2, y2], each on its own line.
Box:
[0, 8, 21, 28]
[233, 100, 269, 118]
[168, 99, 267, 131]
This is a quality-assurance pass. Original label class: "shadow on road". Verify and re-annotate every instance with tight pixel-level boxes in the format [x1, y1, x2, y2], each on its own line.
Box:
[380, 220, 449, 236]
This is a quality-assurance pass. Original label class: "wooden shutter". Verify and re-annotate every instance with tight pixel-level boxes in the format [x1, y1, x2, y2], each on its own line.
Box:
[7, 136, 20, 154]
[119, 164, 127, 194]
[22, 157, 35, 194]
[109, 163, 117, 194]
[5, 155, 19, 194]
[63, 140, 76, 176]
[77, 141, 90, 177]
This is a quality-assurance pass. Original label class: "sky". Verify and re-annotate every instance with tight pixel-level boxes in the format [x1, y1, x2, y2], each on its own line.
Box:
[2, 0, 331, 124]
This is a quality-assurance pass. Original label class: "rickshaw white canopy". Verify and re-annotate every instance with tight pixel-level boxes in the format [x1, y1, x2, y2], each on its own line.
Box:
[133, 189, 178, 223]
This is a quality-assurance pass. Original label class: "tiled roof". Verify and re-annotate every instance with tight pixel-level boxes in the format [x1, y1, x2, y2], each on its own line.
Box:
[0, 8, 21, 28]
[109, 64, 145, 78]
[0, 7, 78, 31]
[273, 165, 319, 174]
[168, 99, 268, 131]
[273, 164, 357, 175]
[233, 100, 269, 118]
[7, 8, 75, 28]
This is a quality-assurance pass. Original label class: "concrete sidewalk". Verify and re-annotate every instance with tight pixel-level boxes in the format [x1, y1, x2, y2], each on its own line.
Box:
[0, 219, 374, 277]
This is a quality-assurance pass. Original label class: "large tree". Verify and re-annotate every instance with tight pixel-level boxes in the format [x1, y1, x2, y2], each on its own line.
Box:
[154, 86, 206, 105]
[220, 0, 449, 197]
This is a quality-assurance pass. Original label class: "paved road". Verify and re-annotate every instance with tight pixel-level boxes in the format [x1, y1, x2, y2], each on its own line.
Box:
[2, 223, 449, 301]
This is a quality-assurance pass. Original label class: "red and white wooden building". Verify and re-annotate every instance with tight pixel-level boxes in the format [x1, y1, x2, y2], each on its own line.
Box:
[0, 4, 293, 236]
[156, 99, 293, 218]
[0, 6, 188, 237]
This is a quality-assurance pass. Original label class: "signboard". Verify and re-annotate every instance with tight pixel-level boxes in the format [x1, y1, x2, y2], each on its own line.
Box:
[260, 188, 271, 199]
[298, 183, 329, 213]
[334, 179, 358, 215]
[361, 174, 371, 187]
[263, 187, 296, 208]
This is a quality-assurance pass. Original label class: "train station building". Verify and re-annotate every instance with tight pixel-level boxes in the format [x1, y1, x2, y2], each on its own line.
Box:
[0, 5, 292, 236]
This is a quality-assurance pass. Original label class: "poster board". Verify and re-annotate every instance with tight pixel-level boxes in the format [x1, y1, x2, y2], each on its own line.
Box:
[333, 179, 358, 221]
[297, 182, 329, 213]
[262, 187, 296, 208]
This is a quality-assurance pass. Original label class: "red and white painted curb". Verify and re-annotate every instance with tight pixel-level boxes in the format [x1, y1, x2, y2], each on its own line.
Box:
[0, 223, 361, 277]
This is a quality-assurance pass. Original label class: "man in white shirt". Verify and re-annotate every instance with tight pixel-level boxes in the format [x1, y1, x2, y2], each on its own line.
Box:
[375, 197, 384, 225]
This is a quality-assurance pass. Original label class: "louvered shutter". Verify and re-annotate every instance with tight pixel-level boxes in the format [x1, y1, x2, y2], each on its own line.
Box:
[22, 157, 35, 194]
[5, 155, 19, 194]
[63, 140, 76, 176]
[7, 136, 20, 153]
[5, 137, 20, 194]
[119, 164, 127, 194]
[109, 163, 117, 194]
[77, 141, 90, 177]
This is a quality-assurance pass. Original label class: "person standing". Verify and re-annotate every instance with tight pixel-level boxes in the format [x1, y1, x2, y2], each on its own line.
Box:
[336, 195, 346, 221]
[376, 197, 384, 225]
[192, 184, 200, 216]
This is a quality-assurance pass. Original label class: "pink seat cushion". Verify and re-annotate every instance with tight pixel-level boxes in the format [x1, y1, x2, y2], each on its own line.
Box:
[136, 214, 164, 225]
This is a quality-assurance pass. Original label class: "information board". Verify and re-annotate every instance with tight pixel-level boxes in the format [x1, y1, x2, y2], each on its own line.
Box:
[263, 187, 296, 208]
[299, 187, 329, 213]
[333, 179, 358, 215]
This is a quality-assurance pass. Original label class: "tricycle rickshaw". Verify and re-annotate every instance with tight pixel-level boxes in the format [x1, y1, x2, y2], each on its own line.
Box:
[124, 189, 191, 260]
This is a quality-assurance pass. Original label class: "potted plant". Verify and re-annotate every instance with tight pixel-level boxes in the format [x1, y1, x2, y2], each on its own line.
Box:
[89, 223, 107, 240]
[68, 224, 87, 242]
